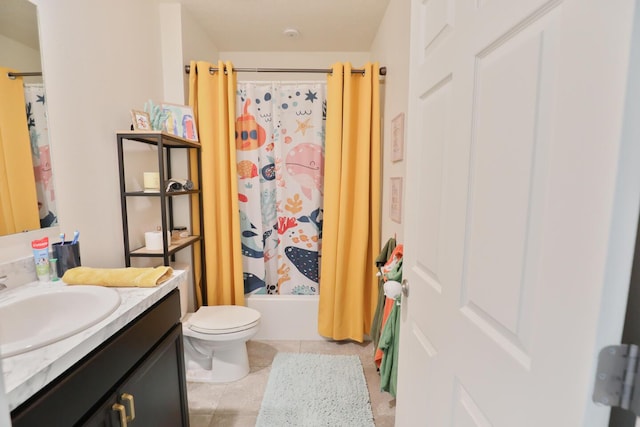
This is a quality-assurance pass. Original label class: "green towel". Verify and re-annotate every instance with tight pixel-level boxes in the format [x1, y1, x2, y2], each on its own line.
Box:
[371, 238, 396, 352]
[379, 298, 400, 398]
[375, 237, 397, 268]
[386, 258, 403, 282]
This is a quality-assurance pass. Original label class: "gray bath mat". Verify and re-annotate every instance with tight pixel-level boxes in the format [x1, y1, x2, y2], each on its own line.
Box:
[256, 352, 375, 426]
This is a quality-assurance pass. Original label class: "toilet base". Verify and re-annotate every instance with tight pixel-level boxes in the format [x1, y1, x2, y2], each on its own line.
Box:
[185, 341, 251, 383]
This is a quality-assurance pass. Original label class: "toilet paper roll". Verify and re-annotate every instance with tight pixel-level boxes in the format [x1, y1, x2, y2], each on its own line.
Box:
[144, 231, 164, 250]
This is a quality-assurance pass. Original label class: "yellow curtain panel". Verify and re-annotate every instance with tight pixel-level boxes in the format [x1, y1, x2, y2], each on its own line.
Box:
[188, 60, 245, 306]
[0, 67, 39, 235]
[318, 62, 382, 342]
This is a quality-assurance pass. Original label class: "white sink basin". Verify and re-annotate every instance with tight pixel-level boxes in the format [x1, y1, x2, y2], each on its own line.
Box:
[0, 285, 120, 358]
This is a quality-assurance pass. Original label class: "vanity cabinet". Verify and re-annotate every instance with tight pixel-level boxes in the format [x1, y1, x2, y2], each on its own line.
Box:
[84, 325, 186, 427]
[10, 289, 189, 427]
[115, 131, 206, 270]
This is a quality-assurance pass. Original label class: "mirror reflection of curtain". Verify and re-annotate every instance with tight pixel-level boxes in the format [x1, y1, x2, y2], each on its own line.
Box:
[0, 67, 39, 235]
[24, 83, 57, 228]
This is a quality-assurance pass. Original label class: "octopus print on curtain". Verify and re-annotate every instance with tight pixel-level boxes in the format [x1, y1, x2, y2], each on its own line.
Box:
[236, 82, 326, 295]
[25, 84, 57, 228]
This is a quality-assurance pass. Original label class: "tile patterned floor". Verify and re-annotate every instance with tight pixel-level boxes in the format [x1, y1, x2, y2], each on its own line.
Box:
[187, 340, 396, 427]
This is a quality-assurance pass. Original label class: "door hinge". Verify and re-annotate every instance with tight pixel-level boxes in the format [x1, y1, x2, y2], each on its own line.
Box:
[593, 344, 640, 415]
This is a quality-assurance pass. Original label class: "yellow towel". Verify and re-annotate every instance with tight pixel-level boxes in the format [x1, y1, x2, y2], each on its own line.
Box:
[62, 266, 174, 288]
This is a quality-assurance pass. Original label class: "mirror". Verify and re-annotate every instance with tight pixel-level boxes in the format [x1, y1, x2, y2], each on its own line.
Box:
[0, 0, 57, 236]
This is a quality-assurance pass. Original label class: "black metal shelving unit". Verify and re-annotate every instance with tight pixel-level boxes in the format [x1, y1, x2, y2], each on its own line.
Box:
[116, 131, 206, 286]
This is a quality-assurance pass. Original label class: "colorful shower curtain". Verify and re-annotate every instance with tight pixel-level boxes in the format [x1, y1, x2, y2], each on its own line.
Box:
[236, 82, 326, 295]
[25, 84, 57, 228]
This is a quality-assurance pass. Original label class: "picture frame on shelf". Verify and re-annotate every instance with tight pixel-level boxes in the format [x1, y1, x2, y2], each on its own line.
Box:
[391, 112, 405, 162]
[161, 103, 199, 142]
[130, 110, 152, 131]
[390, 177, 403, 224]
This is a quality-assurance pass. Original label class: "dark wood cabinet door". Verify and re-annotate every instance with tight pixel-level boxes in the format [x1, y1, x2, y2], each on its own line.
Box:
[82, 324, 189, 427]
[115, 324, 188, 427]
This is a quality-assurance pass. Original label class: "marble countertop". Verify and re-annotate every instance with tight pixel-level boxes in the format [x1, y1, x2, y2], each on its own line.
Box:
[1, 270, 186, 411]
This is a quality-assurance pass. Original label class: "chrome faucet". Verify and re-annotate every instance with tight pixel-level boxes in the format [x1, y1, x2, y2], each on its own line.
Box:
[0, 275, 7, 291]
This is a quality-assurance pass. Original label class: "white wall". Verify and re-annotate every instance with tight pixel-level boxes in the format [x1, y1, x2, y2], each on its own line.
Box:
[6, 0, 167, 267]
[180, 5, 219, 100]
[0, 0, 408, 266]
[157, 3, 220, 310]
[0, 33, 42, 84]
[160, 3, 187, 106]
[370, 0, 410, 246]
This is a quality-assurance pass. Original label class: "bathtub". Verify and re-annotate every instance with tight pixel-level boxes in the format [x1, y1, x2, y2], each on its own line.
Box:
[245, 292, 325, 341]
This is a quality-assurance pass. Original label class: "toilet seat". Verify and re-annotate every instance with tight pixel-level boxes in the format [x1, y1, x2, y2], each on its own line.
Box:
[188, 305, 261, 334]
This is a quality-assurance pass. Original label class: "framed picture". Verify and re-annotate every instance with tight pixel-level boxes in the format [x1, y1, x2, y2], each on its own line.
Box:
[390, 177, 403, 224]
[130, 110, 152, 131]
[391, 113, 405, 162]
[161, 103, 199, 142]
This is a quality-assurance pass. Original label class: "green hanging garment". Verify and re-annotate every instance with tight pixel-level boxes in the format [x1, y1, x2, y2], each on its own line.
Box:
[371, 237, 396, 351]
[379, 297, 400, 398]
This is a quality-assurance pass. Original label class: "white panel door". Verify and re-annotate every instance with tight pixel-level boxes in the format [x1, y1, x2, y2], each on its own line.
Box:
[396, 0, 640, 425]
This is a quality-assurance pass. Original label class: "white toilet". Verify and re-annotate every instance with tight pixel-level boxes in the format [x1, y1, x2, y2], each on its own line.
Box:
[178, 277, 261, 383]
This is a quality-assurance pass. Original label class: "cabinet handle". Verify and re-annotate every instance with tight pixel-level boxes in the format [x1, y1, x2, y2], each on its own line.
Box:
[112, 403, 128, 427]
[121, 392, 136, 421]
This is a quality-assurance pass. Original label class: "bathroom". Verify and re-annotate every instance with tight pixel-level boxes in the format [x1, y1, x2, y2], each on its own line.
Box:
[0, 0, 407, 425]
[3, 0, 640, 426]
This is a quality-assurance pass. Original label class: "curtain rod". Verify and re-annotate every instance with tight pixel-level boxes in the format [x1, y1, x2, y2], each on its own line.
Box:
[7, 71, 42, 79]
[184, 64, 387, 76]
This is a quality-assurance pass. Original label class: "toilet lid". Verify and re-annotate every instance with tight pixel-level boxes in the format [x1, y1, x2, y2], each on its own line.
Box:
[189, 305, 261, 334]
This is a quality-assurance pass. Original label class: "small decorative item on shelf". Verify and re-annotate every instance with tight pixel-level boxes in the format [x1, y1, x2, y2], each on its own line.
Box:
[144, 99, 168, 131]
[143, 172, 161, 192]
[165, 178, 194, 192]
[131, 110, 152, 131]
[172, 226, 188, 240]
[161, 103, 199, 142]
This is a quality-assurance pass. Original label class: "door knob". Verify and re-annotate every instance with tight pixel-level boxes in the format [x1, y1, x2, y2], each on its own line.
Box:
[402, 279, 409, 297]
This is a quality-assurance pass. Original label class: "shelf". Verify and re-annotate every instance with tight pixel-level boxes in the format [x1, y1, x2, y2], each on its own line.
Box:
[129, 235, 201, 257]
[117, 129, 206, 288]
[116, 130, 201, 148]
[124, 190, 200, 197]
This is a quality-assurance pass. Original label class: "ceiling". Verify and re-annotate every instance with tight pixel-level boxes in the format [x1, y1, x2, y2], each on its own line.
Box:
[0, 0, 39, 50]
[0, 0, 390, 54]
[174, 0, 391, 52]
